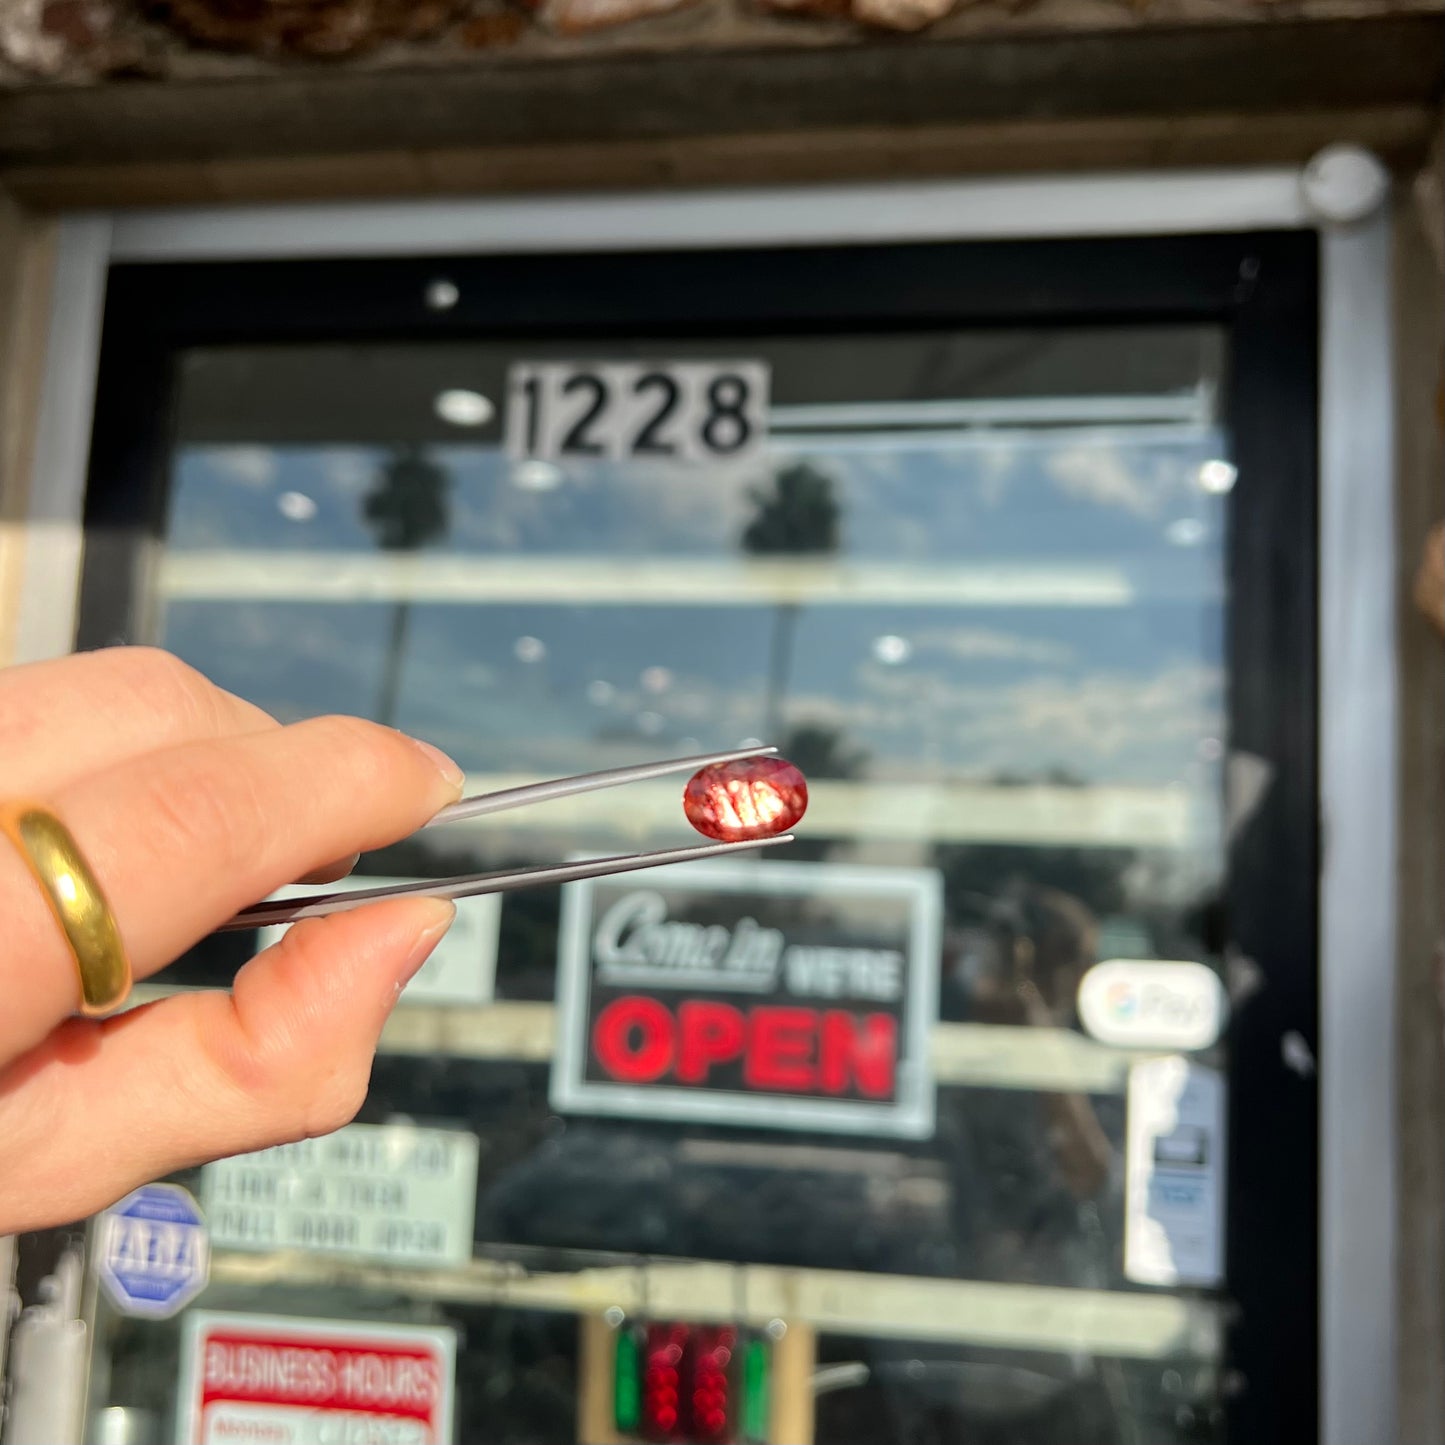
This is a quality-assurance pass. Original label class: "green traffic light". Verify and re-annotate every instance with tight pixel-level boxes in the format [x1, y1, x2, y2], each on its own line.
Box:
[743, 1337, 770, 1441]
[614, 1327, 642, 1434]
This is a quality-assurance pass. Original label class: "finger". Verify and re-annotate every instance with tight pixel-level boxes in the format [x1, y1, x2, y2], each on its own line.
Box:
[0, 715, 463, 1058]
[300, 852, 361, 885]
[0, 897, 454, 1235]
[0, 648, 278, 794]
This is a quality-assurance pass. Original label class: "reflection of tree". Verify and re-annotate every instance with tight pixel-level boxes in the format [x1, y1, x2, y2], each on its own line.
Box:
[740, 461, 842, 739]
[362, 446, 451, 728]
[742, 462, 841, 554]
[781, 723, 867, 781]
[935, 844, 1134, 925]
[989, 767, 1088, 789]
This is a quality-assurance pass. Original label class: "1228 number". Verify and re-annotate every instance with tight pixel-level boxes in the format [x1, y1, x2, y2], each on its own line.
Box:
[506, 361, 768, 464]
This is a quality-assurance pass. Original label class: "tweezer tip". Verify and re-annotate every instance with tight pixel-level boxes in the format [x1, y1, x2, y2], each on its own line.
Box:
[690, 743, 778, 764]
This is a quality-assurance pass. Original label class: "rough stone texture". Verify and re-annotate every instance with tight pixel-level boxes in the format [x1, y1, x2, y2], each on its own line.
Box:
[0, 0, 514, 77]
[543, 0, 698, 35]
[756, 0, 851, 19]
[149, 0, 470, 57]
[852, 0, 962, 31]
[455, 9, 530, 43]
[1, 1, 68, 76]
[2, 0, 1441, 85]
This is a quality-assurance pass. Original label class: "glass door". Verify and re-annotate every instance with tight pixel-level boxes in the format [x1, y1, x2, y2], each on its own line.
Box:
[73, 233, 1318, 1445]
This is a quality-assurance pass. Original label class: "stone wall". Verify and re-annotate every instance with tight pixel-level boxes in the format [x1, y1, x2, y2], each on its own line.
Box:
[2, 0, 1441, 88]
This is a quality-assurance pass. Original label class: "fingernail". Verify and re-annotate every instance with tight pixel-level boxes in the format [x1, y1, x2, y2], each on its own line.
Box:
[407, 736, 465, 792]
[397, 900, 456, 989]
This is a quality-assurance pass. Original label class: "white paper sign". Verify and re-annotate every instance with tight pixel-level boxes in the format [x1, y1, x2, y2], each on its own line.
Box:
[258, 877, 500, 1005]
[506, 360, 769, 464]
[202, 1122, 479, 1266]
[1124, 1056, 1226, 1288]
[177, 1312, 456, 1445]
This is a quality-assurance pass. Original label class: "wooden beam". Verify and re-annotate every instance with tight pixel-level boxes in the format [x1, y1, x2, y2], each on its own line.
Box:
[577, 1313, 628, 1445]
[770, 1322, 817, 1445]
[0, 16, 1439, 182]
[1392, 145, 1445, 1445]
[2, 105, 1436, 211]
[207, 1249, 1225, 1357]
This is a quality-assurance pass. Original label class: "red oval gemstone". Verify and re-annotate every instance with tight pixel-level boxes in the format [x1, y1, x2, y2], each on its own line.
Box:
[683, 756, 808, 842]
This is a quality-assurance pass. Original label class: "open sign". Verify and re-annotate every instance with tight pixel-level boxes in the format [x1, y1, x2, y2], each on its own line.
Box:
[593, 996, 899, 1096]
[551, 860, 941, 1137]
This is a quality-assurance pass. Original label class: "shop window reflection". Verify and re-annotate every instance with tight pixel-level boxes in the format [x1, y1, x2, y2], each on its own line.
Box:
[131, 324, 1233, 1445]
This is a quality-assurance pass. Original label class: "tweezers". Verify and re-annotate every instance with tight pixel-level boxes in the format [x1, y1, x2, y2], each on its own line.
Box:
[220, 744, 791, 932]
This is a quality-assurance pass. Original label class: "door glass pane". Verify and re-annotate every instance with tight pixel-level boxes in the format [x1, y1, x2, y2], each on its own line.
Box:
[91, 323, 1232, 1445]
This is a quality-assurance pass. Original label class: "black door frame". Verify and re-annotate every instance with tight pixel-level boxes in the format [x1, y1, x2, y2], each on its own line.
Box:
[76, 232, 1320, 1443]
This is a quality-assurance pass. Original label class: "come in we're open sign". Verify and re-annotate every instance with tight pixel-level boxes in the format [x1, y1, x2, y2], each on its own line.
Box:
[550, 860, 941, 1138]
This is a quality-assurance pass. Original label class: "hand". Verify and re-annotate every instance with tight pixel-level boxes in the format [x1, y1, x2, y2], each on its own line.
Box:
[1013, 976, 1057, 1029]
[0, 647, 463, 1236]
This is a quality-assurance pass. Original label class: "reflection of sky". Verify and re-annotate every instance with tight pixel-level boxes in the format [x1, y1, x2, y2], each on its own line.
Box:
[159, 427, 1226, 795]
[167, 430, 1227, 571]
[163, 599, 1220, 789]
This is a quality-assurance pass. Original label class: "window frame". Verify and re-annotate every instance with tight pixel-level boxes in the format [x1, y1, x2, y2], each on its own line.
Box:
[10, 174, 1396, 1445]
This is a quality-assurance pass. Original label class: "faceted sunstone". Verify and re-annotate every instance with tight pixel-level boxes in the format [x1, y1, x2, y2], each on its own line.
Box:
[682, 757, 808, 842]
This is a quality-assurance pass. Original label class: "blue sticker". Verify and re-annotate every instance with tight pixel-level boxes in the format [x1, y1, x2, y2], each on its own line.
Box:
[96, 1183, 210, 1319]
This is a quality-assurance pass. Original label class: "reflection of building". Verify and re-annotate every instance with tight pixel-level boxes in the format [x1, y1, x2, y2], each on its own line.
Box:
[1, 13, 1441, 1444]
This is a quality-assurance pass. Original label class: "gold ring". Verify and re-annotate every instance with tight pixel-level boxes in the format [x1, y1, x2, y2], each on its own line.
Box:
[0, 802, 132, 1017]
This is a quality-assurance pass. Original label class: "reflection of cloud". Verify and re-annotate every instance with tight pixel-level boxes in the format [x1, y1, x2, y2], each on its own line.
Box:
[1045, 442, 1158, 519]
[830, 659, 1222, 785]
[824, 449, 905, 485]
[202, 445, 277, 489]
[604, 457, 761, 547]
[973, 445, 1016, 509]
[911, 626, 1072, 665]
[460, 661, 497, 688]
[165, 569, 1220, 792]
[319, 448, 378, 495]
[998, 666, 1222, 758]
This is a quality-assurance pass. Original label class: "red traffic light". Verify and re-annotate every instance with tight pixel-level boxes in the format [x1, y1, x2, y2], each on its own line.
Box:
[640, 1323, 689, 1441]
[634, 1322, 738, 1443]
[689, 1327, 736, 1442]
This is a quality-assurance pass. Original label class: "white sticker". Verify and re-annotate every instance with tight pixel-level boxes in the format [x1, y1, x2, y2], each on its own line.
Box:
[177, 1311, 456, 1445]
[506, 360, 769, 464]
[1077, 959, 1226, 1051]
[201, 1122, 478, 1266]
[96, 1183, 210, 1319]
[1124, 1056, 1226, 1288]
[259, 877, 500, 1005]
